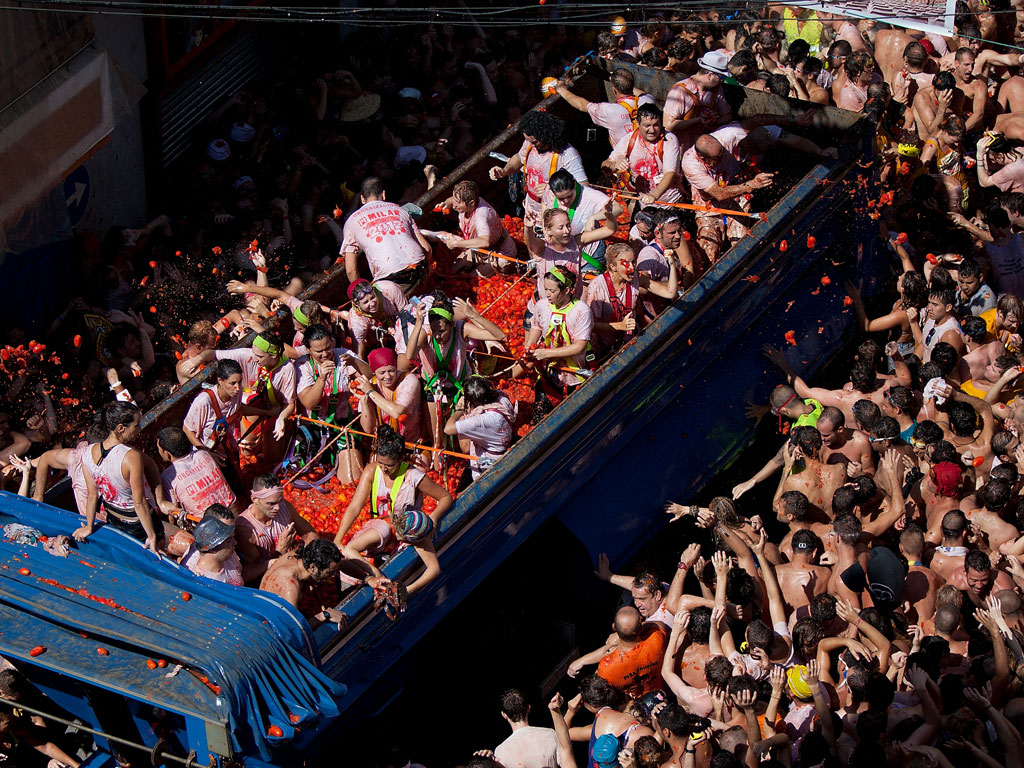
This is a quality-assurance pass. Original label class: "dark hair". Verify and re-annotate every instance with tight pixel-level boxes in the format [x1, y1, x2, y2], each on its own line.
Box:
[780, 490, 809, 521]
[900, 270, 928, 309]
[375, 424, 408, 459]
[929, 342, 957, 374]
[832, 486, 857, 517]
[928, 286, 955, 307]
[864, 672, 895, 710]
[464, 377, 503, 409]
[636, 102, 663, 123]
[793, 618, 824, 655]
[850, 360, 877, 392]
[872, 415, 899, 440]
[500, 688, 529, 722]
[957, 257, 982, 279]
[105, 323, 141, 356]
[667, 38, 694, 61]
[518, 110, 567, 150]
[545, 266, 578, 294]
[819, 405, 845, 429]
[101, 401, 139, 434]
[252, 473, 281, 492]
[157, 426, 192, 458]
[792, 425, 822, 456]
[580, 674, 624, 709]
[788, 38, 811, 63]
[632, 570, 663, 598]
[639, 47, 669, 68]
[828, 39, 853, 59]
[940, 509, 968, 538]
[885, 385, 914, 414]
[965, 548, 990, 574]
[256, 329, 285, 355]
[914, 362, 945, 390]
[930, 440, 960, 465]
[912, 420, 943, 445]
[548, 169, 578, 195]
[844, 51, 872, 78]
[833, 514, 862, 544]
[947, 401, 979, 437]
[202, 503, 233, 522]
[800, 56, 823, 77]
[361, 177, 386, 199]
[689, 606, 712, 644]
[932, 70, 956, 91]
[303, 323, 334, 346]
[792, 528, 822, 554]
[982, 478, 1012, 511]
[745, 620, 773, 651]
[960, 314, 987, 343]
[852, 399, 880, 431]
[215, 358, 243, 381]
[810, 593, 837, 623]
[297, 538, 341, 571]
[903, 41, 927, 66]
[704, 655, 733, 690]
[655, 702, 690, 736]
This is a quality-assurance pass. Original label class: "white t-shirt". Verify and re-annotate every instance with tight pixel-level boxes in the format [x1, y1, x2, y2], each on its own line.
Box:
[494, 726, 559, 768]
[183, 386, 242, 454]
[587, 94, 656, 146]
[518, 140, 588, 203]
[607, 130, 682, 203]
[341, 200, 426, 280]
[296, 348, 362, 418]
[347, 280, 408, 350]
[460, 197, 518, 258]
[533, 298, 594, 387]
[710, 122, 783, 164]
[457, 396, 516, 478]
[540, 185, 612, 258]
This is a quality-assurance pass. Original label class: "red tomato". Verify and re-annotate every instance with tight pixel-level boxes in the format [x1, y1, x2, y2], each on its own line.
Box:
[268, 725, 284, 738]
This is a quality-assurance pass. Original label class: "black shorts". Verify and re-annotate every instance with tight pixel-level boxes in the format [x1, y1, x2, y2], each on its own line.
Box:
[103, 504, 166, 545]
[385, 262, 428, 295]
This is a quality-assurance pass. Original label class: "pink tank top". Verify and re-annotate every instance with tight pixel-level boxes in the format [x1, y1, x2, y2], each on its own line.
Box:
[67, 441, 99, 519]
[236, 504, 291, 561]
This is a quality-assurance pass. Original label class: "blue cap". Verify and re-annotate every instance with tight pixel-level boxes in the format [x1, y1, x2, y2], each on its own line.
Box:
[592, 734, 619, 767]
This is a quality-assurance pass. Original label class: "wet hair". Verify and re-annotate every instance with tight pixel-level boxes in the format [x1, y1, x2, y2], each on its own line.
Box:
[596, 31, 620, 55]
[202, 503, 233, 522]
[792, 528, 822, 554]
[991, 461, 1018, 484]
[787, 38, 811, 64]
[710, 496, 741, 528]
[636, 102, 663, 124]
[885, 385, 913, 414]
[965, 548, 991, 574]
[957, 257, 982, 279]
[909, 421, 942, 448]
[960, 315, 987, 343]
[667, 38, 694, 61]
[850, 360, 877, 392]
[982, 478, 1012, 511]
[929, 342, 957, 374]
[770, 384, 798, 410]
[545, 266, 578, 294]
[429, 291, 455, 323]
[375, 424, 408, 459]
[900, 525, 925, 557]
[542, 206, 570, 230]
[833, 514, 862, 544]
[780, 490, 810, 521]
[726, 569, 755, 606]
[934, 603, 961, 633]
[844, 51, 872, 78]
[302, 323, 334, 347]
[297, 538, 341, 571]
[632, 571, 663, 599]
[947, 401, 980, 437]
[793, 618, 824, 656]
[704, 655, 733, 690]
[800, 56, 823, 78]
[655, 702, 690, 736]
[633, 735, 663, 768]
[580, 674, 624, 709]
[730, 49, 757, 71]
[900, 271, 928, 309]
[745, 620, 773, 651]
[639, 47, 669, 68]
[903, 41, 928, 66]
[464, 377, 503, 409]
[915, 362, 945, 390]
[609, 68, 635, 95]
[548, 169, 578, 195]
[932, 71, 956, 91]
[930, 440, 960, 465]
[689, 606, 712, 644]
[852, 399, 880, 431]
[928, 285, 955, 308]
[858, 340, 884, 371]
[100, 401, 139, 434]
[871, 415, 899, 440]
[997, 293, 1024, 319]
[810, 593, 837, 623]
[940, 510, 967, 539]
[253, 473, 281, 492]
[829, 39, 853, 59]
[297, 300, 324, 326]
[765, 74, 790, 97]
[215, 358, 243, 381]
[818, 406, 845, 429]
[518, 110, 567, 151]
[255, 330, 285, 356]
[452, 180, 479, 203]
[157, 426, 193, 458]
[500, 688, 529, 722]
[792, 425, 822, 456]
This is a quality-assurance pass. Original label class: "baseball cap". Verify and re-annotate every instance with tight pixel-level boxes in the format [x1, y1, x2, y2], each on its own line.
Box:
[697, 50, 731, 77]
[592, 734, 620, 767]
[193, 517, 235, 553]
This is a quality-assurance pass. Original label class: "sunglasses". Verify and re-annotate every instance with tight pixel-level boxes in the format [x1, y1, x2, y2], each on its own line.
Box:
[909, 437, 927, 449]
[867, 435, 889, 443]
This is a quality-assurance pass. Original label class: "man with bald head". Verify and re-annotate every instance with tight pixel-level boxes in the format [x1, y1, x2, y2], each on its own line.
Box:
[997, 589, 1024, 632]
[681, 134, 773, 264]
[596, 605, 668, 698]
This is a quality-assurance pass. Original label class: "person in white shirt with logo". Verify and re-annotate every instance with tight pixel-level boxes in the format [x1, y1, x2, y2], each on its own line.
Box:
[341, 176, 430, 295]
[603, 102, 682, 206]
[554, 68, 655, 147]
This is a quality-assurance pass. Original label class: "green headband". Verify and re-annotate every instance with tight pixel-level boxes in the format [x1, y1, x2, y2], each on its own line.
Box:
[429, 307, 454, 322]
[292, 305, 311, 326]
[253, 335, 282, 358]
[549, 267, 571, 287]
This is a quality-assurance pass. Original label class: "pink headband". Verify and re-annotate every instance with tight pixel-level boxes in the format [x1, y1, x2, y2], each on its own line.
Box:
[252, 486, 283, 500]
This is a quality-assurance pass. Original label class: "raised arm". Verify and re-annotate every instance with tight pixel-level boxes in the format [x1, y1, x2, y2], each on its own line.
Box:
[547, 694, 578, 768]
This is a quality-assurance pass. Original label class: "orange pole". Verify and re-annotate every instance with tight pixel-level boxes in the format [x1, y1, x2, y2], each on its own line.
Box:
[293, 414, 480, 462]
[590, 183, 761, 219]
[469, 248, 533, 265]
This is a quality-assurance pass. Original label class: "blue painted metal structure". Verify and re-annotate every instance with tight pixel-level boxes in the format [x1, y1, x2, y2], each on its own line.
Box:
[1, 100, 882, 766]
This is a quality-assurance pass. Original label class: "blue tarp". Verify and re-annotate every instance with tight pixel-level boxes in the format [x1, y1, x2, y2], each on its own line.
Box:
[0, 492, 345, 761]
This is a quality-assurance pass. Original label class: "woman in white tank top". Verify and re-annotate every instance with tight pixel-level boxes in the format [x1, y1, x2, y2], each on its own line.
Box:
[75, 403, 161, 552]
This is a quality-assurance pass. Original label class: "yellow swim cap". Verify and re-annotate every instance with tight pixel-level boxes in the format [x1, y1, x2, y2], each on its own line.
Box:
[787, 665, 813, 699]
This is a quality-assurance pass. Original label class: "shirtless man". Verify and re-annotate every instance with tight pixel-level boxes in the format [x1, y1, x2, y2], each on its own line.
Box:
[963, 478, 1020, 553]
[874, 27, 916, 87]
[950, 48, 990, 135]
[236, 473, 318, 583]
[776, 490, 833, 561]
[912, 72, 965, 142]
[899, 526, 944, 624]
[930, 603, 970, 657]
[947, 548, 1016, 609]
[259, 538, 350, 629]
[929, 510, 970, 580]
[775, 427, 847, 518]
[817, 406, 875, 475]
[775, 530, 831, 615]
[891, 41, 937, 119]
[923, 459, 966, 544]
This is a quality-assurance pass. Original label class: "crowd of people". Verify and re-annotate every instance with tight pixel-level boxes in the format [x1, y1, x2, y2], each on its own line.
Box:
[7, 0, 1024, 765]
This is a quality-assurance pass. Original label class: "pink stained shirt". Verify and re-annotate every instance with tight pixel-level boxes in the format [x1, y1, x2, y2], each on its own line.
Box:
[710, 122, 782, 164]
[363, 372, 423, 444]
[585, 271, 641, 355]
[183, 386, 242, 455]
[296, 347, 362, 418]
[663, 78, 731, 151]
[587, 94, 656, 146]
[394, 320, 468, 387]
[341, 200, 426, 280]
[534, 239, 585, 300]
[681, 146, 740, 208]
[459, 197, 518, 258]
[214, 348, 297, 406]
[517, 140, 587, 203]
[990, 158, 1024, 193]
[161, 449, 237, 519]
[532, 297, 594, 387]
[837, 80, 868, 112]
[607, 130, 682, 203]
[348, 280, 408, 350]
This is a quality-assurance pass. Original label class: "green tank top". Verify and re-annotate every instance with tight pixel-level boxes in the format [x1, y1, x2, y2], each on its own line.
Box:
[794, 398, 823, 428]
